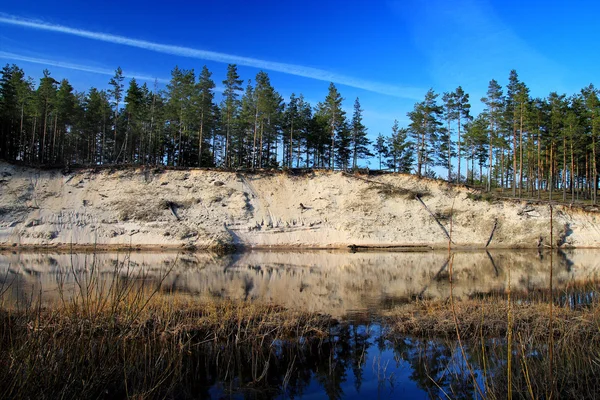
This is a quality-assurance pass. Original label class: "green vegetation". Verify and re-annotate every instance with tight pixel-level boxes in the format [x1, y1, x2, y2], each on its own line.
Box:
[1, 64, 600, 200]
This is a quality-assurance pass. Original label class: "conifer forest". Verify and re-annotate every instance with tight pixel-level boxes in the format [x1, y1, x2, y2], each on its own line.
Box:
[1, 63, 599, 202]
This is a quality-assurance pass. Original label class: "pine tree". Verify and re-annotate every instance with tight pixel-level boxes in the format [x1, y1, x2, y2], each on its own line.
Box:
[108, 67, 124, 163]
[124, 78, 144, 163]
[373, 133, 388, 170]
[195, 66, 216, 167]
[222, 64, 243, 168]
[284, 93, 299, 168]
[322, 83, 345, 169]
[387, 119, 413, 173]
[506, 70, 529, 196]
[82, 88, 111, 164]
[166, 66, 195, 166]
[452, 87, 471, 182]
[481, 80, 504, 191]
[310, 105, 330, 168]
[463, 113, 489, 185]
[408, 89, 442, 177]
[335, 120, 352, 170]
[442, 92, 456, 181]
[564, 95, 584, 202]
[54, 79, 76, 163]
[350, 97, 371, 169]
[547, 92, 567, 201]
[36, 69, 58, 163]
[0, 64, 33, 160]
[146, 84, 166, 165]
[252, 71, 283, 168]
[297, 95, 312, 167]
[239, 80, 255, 168]
[528, 97, 549, 198]
[582, 85, 600, 203]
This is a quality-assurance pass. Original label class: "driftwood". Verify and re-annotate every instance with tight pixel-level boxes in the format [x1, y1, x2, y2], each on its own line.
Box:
[485, 218, 498, 248]
[348, 244, 432, 252]
[415, 195, 454, 244]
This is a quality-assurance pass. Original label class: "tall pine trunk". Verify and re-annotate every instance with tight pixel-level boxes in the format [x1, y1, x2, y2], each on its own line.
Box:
[518, 105, 524, 198]
[41, 100, 48, 163]
[512, 124, 517, 196]
[457, 116, 462, 183]
[562, 134, 567, 202]
[19, 104, 24, 161]
[289, 119, 294, 168]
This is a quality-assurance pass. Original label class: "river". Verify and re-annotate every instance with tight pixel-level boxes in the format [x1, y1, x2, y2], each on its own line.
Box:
[1, 249, 598, 398]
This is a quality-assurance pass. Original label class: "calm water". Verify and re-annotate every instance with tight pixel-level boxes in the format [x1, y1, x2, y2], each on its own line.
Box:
[1, 249, 599, 315]
[1, 249, 599, 399]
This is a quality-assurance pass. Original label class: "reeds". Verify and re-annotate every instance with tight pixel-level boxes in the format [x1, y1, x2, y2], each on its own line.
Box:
[3, 248, 600, 398]
[383, 281, 600, 398]
[0, 254, 332, 399]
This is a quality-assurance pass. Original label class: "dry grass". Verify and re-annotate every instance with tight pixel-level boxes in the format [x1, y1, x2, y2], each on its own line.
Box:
[0, 298, 332, 399]
[363, 184, 430, 200]
[0, 259, 332, 399]
[383, 289, 600, 399]
[4, 251, 600, 398]
[113, 197, 168, 222]
[383, 298, 600, 341]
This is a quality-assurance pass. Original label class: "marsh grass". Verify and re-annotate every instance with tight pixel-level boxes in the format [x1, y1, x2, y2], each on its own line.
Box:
[384, 283, 600, 399]
[3, 250, 600, 399]
[0, 254, 332, 399]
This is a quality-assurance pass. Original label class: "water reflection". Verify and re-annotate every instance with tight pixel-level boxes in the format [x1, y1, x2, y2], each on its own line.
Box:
[3, 250, 600, 398]
[2, 249, 600, 315]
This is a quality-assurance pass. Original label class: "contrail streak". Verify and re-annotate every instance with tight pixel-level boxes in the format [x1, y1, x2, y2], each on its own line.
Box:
[0, 14, 422, 99]
[0, 51, 170, 84]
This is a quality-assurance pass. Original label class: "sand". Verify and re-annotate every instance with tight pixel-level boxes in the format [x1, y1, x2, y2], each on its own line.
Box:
[1, 162, 599, 250]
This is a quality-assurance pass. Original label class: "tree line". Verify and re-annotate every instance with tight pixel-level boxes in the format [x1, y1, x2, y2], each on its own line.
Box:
[0, 63, 372, 171]
[1, 63, 600, 202]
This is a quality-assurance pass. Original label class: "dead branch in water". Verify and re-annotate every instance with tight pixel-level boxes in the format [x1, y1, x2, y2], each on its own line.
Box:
[348, 244, 432, 252]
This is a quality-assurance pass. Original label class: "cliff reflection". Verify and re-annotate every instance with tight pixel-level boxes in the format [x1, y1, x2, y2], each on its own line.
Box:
[2, 249, 600, 315]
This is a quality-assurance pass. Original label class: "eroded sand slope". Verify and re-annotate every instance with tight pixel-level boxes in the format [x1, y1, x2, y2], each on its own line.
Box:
[1, 162, 599, 249]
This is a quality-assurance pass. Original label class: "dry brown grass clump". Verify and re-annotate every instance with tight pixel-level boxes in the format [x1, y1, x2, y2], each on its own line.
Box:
[383, 296, 600, 399]
[0, 263, 333, 400]
[383, 298, 600, 341]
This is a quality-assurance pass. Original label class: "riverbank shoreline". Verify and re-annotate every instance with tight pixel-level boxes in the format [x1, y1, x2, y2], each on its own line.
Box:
[2, 242, 587, 253]
[2, 161, 600, 250]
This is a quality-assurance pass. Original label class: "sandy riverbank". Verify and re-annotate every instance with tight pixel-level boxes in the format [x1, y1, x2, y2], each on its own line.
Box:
[1, 162, 599, 249]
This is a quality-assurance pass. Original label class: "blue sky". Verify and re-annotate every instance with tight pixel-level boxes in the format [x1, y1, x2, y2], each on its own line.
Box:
[0, 0, 596, 164]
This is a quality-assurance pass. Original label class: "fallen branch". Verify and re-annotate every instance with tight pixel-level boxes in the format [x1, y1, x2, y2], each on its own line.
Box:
[348, 244, 432, 252]
[415, 195, 453, 243]
[485, 218, 498, 248]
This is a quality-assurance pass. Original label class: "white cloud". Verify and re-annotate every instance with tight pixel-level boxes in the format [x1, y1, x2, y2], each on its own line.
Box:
[0, 51, 169, 84]
[0, 13, 422, 99]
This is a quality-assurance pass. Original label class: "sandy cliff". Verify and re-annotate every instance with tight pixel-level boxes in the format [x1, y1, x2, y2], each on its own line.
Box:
[1, 162, 599, 249]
